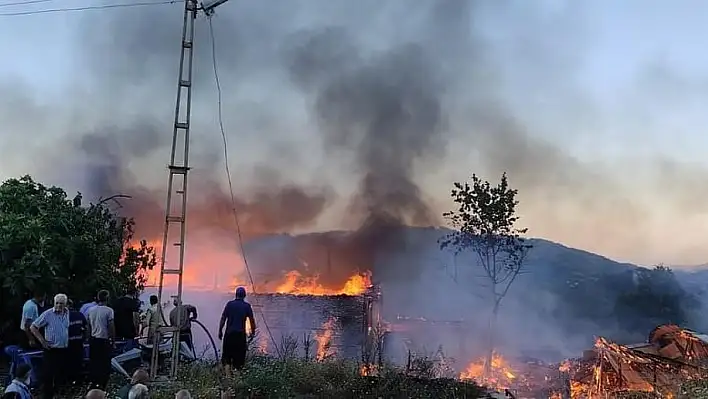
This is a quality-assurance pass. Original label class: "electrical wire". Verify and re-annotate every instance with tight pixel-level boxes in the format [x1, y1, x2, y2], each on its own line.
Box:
[0, 0, 181, 16]
[0, 0, 53, 9]
[207, 15, 281, 358]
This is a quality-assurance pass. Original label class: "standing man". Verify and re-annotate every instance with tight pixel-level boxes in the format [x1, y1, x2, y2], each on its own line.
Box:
[218, 287, 255, 372]
[19, 290, 45, 349]
[142, 295, 162, 341]
[169, 298, 197, 352]
[67, 299, 89, 385]
[30, 293, 70, 399]
[80, 294, 98, 318]
[86, 290, 115, 390]
[113, 292, 141, 343]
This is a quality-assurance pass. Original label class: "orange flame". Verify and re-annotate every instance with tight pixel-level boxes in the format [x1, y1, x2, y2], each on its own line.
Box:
[459, 353, 517, 391]
[139, 240, 372, 295]
[315, 317, 336, 360]
[275, 271, 371, 296]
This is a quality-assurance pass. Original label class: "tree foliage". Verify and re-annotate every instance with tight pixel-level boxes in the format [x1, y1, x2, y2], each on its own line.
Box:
[0, 175, 156, 344]
[439, 172, 531, 376]
[614, 264, 698, 334]
[439, 172, 532, 311]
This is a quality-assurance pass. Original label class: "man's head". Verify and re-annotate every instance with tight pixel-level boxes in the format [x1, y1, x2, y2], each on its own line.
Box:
[14, 363, 31, 384]
[85, 389, 107, 399]
[128, 384, 149, 399]
[33, 290, 46, 305]
[150, 295, 158, 305]
[173, 297, 181, 307]
[175, 389, 192, 399]
[131, 368, 150, 385]
[53, 294, 68, 312]
[97, 289, 110, 304]
[235, 286, 246, 300]
[67, 299, 75, 310]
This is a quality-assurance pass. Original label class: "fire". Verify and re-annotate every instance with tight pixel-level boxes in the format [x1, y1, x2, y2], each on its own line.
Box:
[139, 240, 372, 295]
[275, 270, 371, 296]
[460, 352, 517, 391]
[360, 364, 378, 376]
[315, 317, 336, 360]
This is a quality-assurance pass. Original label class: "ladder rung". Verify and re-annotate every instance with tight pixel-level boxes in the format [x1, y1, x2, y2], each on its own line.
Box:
[173, 242, 182, 246]
[175, 122, 189, 130]
[166, 216, 183, 223]
[157, 326, 180, 333]
[163, 269, 182, 275]
[182, 41, 192, 49]
[176, 190, 184, 194]
[168, 165, 190, 174]
[179, 80, 191, 88]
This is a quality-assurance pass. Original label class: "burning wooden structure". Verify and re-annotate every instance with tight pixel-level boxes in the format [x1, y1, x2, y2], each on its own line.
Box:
[561, 324, 708, 398]
[248, 285, 380, 360]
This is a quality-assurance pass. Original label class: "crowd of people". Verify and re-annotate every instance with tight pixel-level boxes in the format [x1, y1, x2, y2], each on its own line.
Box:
[3, 286, 257, 399]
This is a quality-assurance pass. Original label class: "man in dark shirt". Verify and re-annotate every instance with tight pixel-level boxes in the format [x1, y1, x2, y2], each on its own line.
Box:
[218, 287, 255, 372]
[67, 299, 88, 384]
[112, 293, 141, 342]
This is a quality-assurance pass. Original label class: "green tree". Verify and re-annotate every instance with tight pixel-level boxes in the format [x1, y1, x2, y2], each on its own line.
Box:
[614, 264, 697, 334]
[439, 172, 531, 375]
[0, 175, 156, 344]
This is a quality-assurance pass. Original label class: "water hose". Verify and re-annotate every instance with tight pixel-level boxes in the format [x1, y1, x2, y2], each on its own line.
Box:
[192, 318, 220, 363]
[156, 308, 219, 362]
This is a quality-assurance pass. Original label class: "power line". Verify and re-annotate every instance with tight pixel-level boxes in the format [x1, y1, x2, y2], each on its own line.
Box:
[207, 15, 281, 357]
[0, 0, 181, 16]
[0, 0, 53, 9]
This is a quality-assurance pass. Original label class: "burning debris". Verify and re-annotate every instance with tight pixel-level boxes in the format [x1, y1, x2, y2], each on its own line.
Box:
[557, 324, 708, 398]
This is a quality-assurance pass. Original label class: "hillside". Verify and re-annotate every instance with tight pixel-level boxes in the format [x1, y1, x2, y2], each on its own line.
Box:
[244, 227, 698, 357]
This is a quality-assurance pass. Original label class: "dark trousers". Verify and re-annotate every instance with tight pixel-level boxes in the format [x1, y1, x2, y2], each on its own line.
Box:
[67, 341, 85, 383]
[179, 330, 194, 352]
[42, 347, 68, 399]
[88, 337, 112, 389]
[222, 331, 247, 369]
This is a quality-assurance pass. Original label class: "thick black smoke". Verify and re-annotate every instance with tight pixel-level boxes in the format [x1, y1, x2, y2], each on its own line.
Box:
[283, 28, 446, 279]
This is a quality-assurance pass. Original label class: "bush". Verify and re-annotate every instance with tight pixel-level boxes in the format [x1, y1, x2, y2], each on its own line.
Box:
[128, 357, 485, 399]
[0, 176, 155, 344]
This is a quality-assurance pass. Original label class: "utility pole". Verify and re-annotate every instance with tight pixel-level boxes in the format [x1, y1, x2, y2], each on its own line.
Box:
[150, 0, 233, 381]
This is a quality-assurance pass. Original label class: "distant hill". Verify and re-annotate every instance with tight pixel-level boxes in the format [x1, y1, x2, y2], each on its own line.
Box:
[244, 227, 698, 357]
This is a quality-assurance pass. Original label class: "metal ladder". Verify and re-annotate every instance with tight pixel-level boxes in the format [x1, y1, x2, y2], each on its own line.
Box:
[149, 0, 198, 381]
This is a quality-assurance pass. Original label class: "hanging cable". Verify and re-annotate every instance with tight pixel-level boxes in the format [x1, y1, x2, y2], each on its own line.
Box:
[0, 0, 53, 9]
[207, 14, 281, 358]
[0, 0, 181, 16]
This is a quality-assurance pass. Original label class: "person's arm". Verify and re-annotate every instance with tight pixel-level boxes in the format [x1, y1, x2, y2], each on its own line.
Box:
[132, 300, 141, 334]
[246, 305, 256, 337]
[22, 304, 38, 344]
[218, 305, 228, 339]
[81, 314, 89, 340]
[188, 305, 198, 320]
[30, 311, 48, 348]
[144, 308, 152, 330]
[108, 309, 116, 341]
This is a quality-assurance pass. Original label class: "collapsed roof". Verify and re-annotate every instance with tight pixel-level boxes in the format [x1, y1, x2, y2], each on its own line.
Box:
[567, 324, 708, 398]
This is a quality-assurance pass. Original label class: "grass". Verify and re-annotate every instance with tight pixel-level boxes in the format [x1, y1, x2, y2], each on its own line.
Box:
[132, 356, 485, 399]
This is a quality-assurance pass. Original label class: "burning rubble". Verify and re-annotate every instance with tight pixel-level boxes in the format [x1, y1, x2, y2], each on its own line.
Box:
[552, 324, 708, 398]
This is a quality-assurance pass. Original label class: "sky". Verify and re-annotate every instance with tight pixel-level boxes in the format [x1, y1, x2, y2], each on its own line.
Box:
[3, 0, 708, 267]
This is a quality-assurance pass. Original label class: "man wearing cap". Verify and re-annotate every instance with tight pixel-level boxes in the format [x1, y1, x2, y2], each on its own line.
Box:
[218, 287, 255, 372]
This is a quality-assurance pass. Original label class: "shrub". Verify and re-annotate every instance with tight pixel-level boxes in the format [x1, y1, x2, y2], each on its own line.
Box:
[130, 357, 485, 399]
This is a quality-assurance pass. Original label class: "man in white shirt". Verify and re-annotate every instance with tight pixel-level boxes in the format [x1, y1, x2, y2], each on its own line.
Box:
[19, 290, 45, 349]
[86, 290, 115, 390]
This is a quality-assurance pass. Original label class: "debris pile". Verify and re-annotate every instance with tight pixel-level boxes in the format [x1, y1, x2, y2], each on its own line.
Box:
[557, 324, 708, 398]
